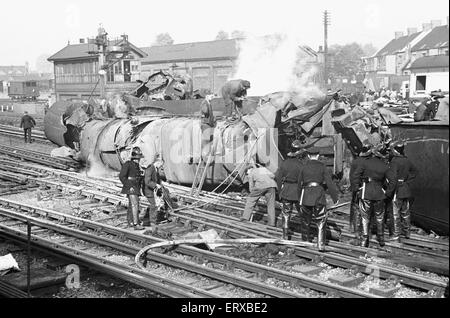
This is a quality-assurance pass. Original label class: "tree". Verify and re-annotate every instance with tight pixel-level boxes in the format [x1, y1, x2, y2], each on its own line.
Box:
[327, 43, 366, 80]
[230, 30, 246, 39]
[215, 31, 229, 40]
[153, 33, 174, 46]
[362, 43, 378, 57]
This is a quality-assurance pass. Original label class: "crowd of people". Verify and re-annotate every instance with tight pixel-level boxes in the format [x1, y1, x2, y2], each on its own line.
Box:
[238, 138, 417, 251]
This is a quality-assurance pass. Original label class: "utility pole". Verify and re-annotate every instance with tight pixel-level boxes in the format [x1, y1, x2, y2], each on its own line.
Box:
[323, 10, 330, 88]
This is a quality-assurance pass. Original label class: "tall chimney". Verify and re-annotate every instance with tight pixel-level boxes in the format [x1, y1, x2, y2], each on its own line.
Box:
[394, 31, 404, 39]
[407, 27, 418, 36]
[422, 22, 432, 32]
[431, 20, 442, 28]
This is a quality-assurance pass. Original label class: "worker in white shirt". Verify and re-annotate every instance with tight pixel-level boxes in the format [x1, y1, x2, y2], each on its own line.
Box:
[240, 162, 277, 227]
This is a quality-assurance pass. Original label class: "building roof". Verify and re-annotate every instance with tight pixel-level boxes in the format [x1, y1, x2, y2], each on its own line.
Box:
[0, 65, 28, 76]
[407, 55, 449, 69]
[376, 32, 421, 56]
[48, 39, 147, 62]
[0, 73, 54, 82]
[48, 43, 94, 61]
[140, 39, 239, 64]
[411, 25, 449, 51]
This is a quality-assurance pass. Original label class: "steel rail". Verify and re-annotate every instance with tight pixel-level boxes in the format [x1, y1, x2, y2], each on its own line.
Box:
[0, 225, 215, 298]
[0, 145, 78, 170]
[0, 207, 311, 298]
[167, 184, 450, 254]
[27, 180, 449, 292]
[0, 200, 379, 298]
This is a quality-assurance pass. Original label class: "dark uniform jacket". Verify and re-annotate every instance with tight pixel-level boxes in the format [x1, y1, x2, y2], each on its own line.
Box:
[389, 155, 417, 199]
[352, 157, 396, 201]
[275, 158, 302, 201]
[20, 115, 36, 129]
[221, 80, 248, 103]
[349, 156, 370, 192]
[297, 160, 339, 206]
[143, 164, 160, 197]
[119, 161, 142, 195]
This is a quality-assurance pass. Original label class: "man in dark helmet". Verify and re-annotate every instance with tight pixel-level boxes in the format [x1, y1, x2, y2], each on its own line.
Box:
[388, 140, 418, 240]
[275, 140, 304, 239]
[119, 147, 145, 230]
[352, 144, 397, 247]
[298, 148, 339, 251]
[349, 142, 373, 244]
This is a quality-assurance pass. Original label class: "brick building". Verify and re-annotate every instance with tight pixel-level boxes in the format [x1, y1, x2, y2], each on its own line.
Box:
[48, 37, 147, 101]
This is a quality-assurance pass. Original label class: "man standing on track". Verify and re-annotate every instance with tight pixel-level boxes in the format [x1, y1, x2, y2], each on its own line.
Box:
[352, 144, 397, 247]
[275, 140, 303, 240]
[141, 161, 162, 226]
[119, 147, 145, 230]
[298, 148, 339, 251]
[20, 111, 36, 143]
[241, 162, 277, 227]
[388, 141, 418, 241]
[349, 143, 373, 244]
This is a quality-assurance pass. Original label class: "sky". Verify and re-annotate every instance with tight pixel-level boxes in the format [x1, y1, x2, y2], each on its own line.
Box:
[0, 0, 449, 70]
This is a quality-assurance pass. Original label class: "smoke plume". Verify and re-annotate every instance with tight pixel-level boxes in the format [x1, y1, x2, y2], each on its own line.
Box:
[231, 33, 323, 103]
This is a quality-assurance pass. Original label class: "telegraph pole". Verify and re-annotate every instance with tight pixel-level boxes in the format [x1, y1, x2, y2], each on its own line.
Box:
[323, 10, 330, 87]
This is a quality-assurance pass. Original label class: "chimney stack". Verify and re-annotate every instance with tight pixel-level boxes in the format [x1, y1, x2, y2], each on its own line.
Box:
[407, 27, 418, 36]
[394, 31, 404, 39]
[422, 22, 432, 32]
[431, 20, 442, 28]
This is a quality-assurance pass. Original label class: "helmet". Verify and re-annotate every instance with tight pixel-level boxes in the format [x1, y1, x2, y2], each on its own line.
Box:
[359, 142, 373, 157]
[131, 147, 143, 159]
[306, 147, 320, 156]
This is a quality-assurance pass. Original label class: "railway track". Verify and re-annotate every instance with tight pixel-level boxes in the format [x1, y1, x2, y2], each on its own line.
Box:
[0, 146, 447, 298]
[0, 125, 50, 145]
[0, 144, 80, 170]
[15, 176, 448, 294]
[0, 199, 378, 298]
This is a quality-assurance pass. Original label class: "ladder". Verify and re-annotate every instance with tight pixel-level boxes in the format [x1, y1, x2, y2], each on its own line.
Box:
[190, 136, 219, 196]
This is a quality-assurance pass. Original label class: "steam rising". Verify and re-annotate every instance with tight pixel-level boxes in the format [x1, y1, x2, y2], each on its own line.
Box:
[231, 33, 323, 103]
[83, 154, 118, 179]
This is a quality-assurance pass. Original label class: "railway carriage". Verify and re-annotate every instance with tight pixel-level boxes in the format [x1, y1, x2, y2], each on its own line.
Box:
[8, 80, 40, 100]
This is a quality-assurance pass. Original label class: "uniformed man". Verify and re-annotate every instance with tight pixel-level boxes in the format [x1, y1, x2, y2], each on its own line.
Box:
[221, 79, 251, 119]
[275, 140, 303, 239]
[298, 148, 339, 251]
[20, 111, 36, 143]
[119, 147, 145, 230]
[349, 143, 373, 241]
[241, 162, 277, 227]
[389, 141, 418, 240]
[141, 161, 162, 227]
[352, 144, 397, 247]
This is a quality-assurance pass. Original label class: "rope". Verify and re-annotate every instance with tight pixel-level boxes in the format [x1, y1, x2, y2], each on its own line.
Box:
[167, 132, 262, 213]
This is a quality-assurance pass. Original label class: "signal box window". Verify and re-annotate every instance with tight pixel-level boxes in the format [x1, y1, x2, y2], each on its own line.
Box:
[416, 76, 426, 91]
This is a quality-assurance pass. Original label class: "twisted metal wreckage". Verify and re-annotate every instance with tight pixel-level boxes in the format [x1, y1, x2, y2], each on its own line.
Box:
[44, 73, 398, 186]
